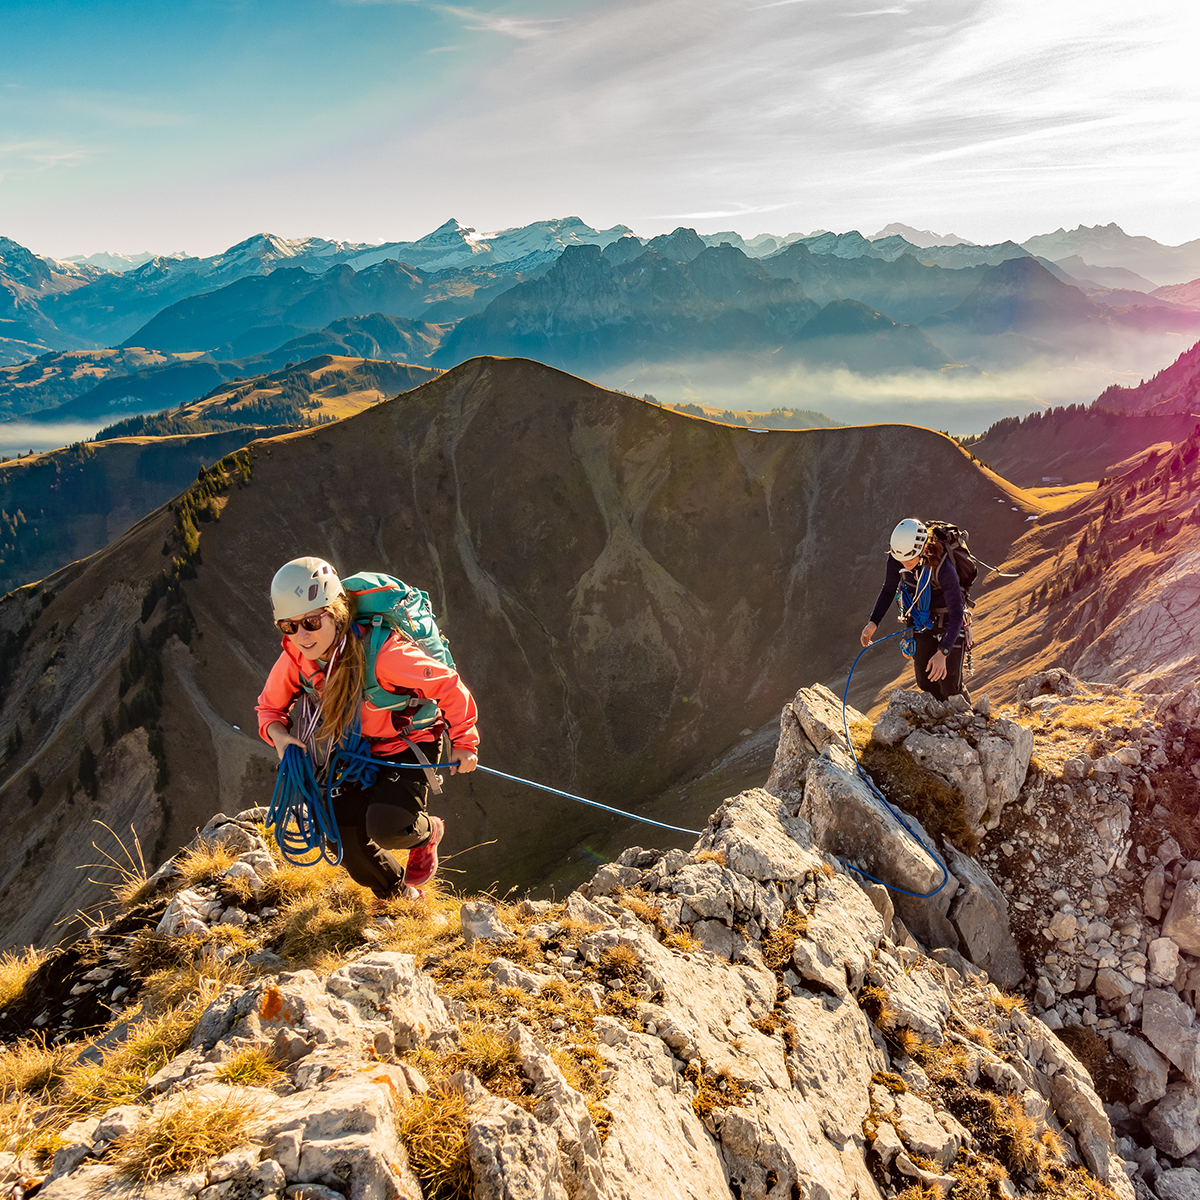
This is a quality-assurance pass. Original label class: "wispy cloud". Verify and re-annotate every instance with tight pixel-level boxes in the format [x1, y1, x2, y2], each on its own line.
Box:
[381, 0, 1199, 244]
[0, 140, 94, 171]
[651, 202, 796, 220]
[436, 4, 562, 38]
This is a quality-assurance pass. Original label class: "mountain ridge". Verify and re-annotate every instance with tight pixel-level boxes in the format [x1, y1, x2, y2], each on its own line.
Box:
[0, 355, 1034, 950]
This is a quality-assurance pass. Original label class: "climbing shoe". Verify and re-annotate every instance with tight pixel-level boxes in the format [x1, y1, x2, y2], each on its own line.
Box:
[403, 816, 444, 891]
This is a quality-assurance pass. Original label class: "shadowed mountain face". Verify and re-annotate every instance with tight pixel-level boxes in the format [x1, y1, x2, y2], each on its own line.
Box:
[1021, 223, 1200, 287]
[786, 299, 952, 372]
[219, 313, 444, 374]
[0, 356, 1035, 948]
[760, 242, 991, 325]
[436, 244, 823, 369]
[123, 262, 434, 353]
[923, 258, 1200, 369]
[0, 429, 294, 593]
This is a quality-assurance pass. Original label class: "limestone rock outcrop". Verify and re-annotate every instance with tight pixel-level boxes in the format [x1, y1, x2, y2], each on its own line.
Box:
[2, 784, 1137, 1200]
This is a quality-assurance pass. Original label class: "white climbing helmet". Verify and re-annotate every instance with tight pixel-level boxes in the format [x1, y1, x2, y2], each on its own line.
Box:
[889, 518, 929, 562]
[270, 557, 344, 621]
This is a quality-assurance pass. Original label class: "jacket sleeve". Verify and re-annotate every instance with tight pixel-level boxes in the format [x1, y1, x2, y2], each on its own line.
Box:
[256, 650, 302, 745]
[375, 638, 480, 752]
[937, 556, 964, 654]
[868, 555, 902, 626]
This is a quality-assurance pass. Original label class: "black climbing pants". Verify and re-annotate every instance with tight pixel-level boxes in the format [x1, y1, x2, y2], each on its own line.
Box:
[913, 629, 966, 701]
[331, 738, 441, 897]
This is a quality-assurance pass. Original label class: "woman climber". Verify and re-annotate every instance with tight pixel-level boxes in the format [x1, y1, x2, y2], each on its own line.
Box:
[256, 556, 478, 897]
[860, 518, 969, 701]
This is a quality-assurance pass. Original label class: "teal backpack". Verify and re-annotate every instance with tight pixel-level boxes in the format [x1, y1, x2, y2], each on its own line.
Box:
[299, 572, 455, 733]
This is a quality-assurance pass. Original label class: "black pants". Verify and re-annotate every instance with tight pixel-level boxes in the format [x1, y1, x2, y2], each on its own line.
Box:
[913, 629, 966, 701]
[331, 740, 439, 897]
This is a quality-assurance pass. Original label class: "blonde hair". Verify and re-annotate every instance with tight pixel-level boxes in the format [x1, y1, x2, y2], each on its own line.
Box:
[318, 592, 366, 749]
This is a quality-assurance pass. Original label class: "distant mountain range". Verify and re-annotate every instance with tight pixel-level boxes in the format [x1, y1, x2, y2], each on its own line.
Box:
[1022, 223, 1200, 287]
[4, 216, 1200, 425]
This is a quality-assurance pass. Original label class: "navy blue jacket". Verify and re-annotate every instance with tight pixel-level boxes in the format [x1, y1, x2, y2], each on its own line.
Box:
[869, 554, 964, 654]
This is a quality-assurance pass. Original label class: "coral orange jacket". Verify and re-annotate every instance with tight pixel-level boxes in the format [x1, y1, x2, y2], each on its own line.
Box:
[256, 630, 479, 756]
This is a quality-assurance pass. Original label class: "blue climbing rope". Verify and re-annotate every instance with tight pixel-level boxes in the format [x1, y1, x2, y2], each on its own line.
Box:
[474, 764, 702, 836]
[838, 630, 950, 899]
[267, 743, 343, 865]
[269, 732, 703, 864]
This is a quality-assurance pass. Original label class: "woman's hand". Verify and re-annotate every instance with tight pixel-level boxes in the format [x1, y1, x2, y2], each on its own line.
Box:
[267, 721, 307, 762]
[449, 746, 478, 774]
[860, 622, 877, 648]
[927, 651, 948, 682]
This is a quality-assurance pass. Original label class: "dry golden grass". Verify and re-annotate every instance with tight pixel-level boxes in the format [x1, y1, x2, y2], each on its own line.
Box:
[269, 872, 375, 966]
[694, 849, 727, 866]
[992, 991, 1028, 1017]
[124, 928, 209, 978]
[214, 1046, 286, 1088]
[908, 1037, 974, 1086]
[397, 1087, 473, 1200]
[660, 928, 701, 953]
[111, 1090, 261, 1181]
[685, 1062, 750, 1120]
[0, 946, 45, 1012]
[1039, 698, 1143, 744]
[0, 1094, 37, 1154]
[859, 985, 897, 1030]
[944, 1154, 1009, 1200]
[614, 888, 661, 925]
[57, 998, 207, 1117]
[0, 1037, 77, 1100]
[965, 1023, 997, 1053]
[855, 737, 980, 854]
[895, 1185, 941, 1200]
[175, 839, 240, 888]
[1026, 483, 1097, 510]
[990, 1092, 1045, 1173]
[140, 953, 250, 1012]
[84, 822, 151, 909]
[599, 943, 641, 983]
[761, 908, 809, 974]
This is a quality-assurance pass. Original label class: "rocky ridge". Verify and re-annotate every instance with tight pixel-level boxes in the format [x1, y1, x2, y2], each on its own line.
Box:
[769, 668, 1200, 1194]
[6, 684, 1181, 1200]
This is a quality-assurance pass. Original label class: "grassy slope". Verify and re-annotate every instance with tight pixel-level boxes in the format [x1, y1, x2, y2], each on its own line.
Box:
[0, 357, 442, 594]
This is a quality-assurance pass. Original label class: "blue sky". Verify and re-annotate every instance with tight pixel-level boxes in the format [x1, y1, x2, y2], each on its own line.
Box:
[2, 0, 1198, 257]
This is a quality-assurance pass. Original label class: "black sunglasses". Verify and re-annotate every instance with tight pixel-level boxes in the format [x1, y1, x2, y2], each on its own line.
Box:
[276, 612, 328, 635]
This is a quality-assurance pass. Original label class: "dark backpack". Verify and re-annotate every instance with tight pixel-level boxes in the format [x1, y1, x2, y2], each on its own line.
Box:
[923, 520, 979, 606]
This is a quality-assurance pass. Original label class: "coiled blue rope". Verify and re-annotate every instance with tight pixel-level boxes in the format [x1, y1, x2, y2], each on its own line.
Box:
[838, 629, 949, 899]
[267, 743, 343, 865]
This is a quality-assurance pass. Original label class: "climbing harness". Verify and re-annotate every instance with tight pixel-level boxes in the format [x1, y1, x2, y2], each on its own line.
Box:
[838, 630, 950, 900]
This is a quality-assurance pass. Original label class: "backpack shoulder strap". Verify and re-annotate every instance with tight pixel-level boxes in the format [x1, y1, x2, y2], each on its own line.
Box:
[358, 621, 443, 730]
